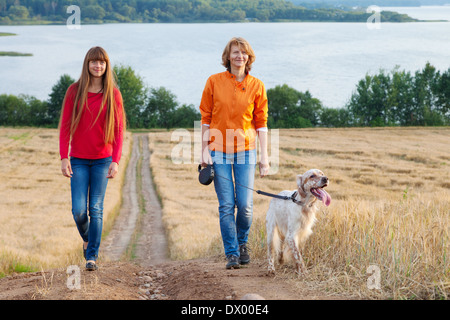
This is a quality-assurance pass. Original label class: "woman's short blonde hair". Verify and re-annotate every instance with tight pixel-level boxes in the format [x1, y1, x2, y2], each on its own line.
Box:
[221, 37, 256, 74]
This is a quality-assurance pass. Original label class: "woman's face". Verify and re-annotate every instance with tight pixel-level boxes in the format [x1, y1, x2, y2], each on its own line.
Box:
[89, 59, 106, 78]
[228, 44, 248, 71]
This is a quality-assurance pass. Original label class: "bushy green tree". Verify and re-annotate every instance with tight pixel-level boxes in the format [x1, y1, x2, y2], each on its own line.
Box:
[114, 65, 147, 128]
[347, 70, 392, 126]
[47, 74, 75, 127]
[346, 64, 448, 127]
[0, 94, 29, 126]
[171, 104, 201, 128]
[267, 84, 322, 128]
[83, 5, 106, 20]
[320, 107, 351, 127]
[143, 87, 177, 129]
[432, 67, 450, 124]
[7, 5, 29, 20]
[24, 95, 48, 126]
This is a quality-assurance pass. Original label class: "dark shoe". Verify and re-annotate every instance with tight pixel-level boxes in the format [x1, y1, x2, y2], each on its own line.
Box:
[239, 244, 250, 265]
[226, 255, 240, 269]
[86, 261, 98, 271]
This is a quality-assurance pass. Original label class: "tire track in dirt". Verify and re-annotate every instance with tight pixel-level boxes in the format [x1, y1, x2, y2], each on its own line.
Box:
[102, 133, 168, 266]
[134, 134, 169, 266]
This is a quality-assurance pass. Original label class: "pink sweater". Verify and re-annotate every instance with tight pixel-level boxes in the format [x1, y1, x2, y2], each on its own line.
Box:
[59, 84, 124, 163]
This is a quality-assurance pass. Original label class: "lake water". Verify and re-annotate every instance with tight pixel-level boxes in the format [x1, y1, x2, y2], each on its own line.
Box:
[0, 6, 449, 109]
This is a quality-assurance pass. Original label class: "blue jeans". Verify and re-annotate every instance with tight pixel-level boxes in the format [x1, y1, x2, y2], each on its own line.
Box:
[211, 150, 256, 258]
[70, 156, 111, 262]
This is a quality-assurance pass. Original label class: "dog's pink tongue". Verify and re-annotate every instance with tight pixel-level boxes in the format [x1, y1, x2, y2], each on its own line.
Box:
[317, 189, 331, 206]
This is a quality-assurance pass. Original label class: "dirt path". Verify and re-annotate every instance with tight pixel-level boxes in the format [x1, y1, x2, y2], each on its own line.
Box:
[101, 134, 169, 266]
[0, 133, 350, 301]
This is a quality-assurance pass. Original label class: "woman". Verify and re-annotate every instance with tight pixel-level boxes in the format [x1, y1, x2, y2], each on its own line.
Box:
[59, 46, 125, 271]
[200, 37, 270, 269]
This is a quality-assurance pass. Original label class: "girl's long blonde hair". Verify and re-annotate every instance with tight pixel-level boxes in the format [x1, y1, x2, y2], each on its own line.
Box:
[61, 46, 125, 145]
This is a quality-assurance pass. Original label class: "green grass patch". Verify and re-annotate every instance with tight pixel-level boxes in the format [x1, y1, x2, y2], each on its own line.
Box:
[0, 32, 17, 36]
[8, 131, 31, 141]
[0, 251, 39, 278]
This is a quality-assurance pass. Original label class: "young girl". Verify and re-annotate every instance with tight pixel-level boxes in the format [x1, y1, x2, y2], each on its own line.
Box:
[59, 46, 125, 271]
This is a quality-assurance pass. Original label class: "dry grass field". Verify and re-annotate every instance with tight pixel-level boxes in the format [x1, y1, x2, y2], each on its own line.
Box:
[150, 127, 449, 299]
[0, 126, 448, 300]
[0, 127, 131, 277]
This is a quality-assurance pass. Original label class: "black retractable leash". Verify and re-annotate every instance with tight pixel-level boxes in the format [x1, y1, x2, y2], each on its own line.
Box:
[198, 164, 303, 205]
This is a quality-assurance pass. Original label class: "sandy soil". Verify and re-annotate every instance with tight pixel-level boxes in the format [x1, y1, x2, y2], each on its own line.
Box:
[0, 134, 350, 301]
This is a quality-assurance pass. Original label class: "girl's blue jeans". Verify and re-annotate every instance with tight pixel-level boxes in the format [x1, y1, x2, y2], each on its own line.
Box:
[211, 150, 256, 258]
[70, 156, 111, 262]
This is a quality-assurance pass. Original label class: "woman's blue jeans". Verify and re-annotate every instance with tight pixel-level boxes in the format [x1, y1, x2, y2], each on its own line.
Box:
[70, 156, 111, 262]
[211, 150, 256, 258]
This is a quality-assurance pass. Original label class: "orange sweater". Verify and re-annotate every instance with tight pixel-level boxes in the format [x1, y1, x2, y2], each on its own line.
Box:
[200, 71, 268, 153]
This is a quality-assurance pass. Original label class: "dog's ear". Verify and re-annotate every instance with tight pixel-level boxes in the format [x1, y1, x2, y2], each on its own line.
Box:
[296, 174, 303, 188]
[296, 174, 307, 198]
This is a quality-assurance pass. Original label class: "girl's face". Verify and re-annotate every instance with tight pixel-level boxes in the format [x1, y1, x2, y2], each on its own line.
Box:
[88, 59, 106, 78]
[228, 44, 248, 71]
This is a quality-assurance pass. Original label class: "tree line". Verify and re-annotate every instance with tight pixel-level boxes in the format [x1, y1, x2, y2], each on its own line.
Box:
[0, 65, 200, 129]
[0, 63, 448, 129]
[0, 0, 417, 24]
[293, 0, 448, 7]
[268, 63, 449, 127]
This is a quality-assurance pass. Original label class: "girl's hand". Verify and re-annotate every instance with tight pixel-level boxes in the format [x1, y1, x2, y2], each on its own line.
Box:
[107, 162, 119, 179]
[61, 158, 73, 178]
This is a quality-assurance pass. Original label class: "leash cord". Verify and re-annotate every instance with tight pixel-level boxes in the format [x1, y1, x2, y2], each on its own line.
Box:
[213, 172, 297, 202]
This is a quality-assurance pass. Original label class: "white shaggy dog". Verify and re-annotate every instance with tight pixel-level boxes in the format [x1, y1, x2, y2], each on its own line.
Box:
[266, 169, 331, 275]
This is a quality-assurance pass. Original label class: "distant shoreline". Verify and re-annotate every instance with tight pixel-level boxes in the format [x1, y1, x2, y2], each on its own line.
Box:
[0, 9, 421, 25]
[0, 19, 431, 26]
[2, 19, 449, 26]
[3, 2, 450, 26]
[0, 33, 32, 56]
[0, 51, 33, 56]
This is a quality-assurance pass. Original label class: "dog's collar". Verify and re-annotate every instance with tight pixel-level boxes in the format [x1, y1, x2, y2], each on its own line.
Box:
[290, 191, 303, 205]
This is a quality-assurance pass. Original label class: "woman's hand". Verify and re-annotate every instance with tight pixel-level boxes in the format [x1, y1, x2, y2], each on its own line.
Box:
[107, 162, 119, 179]
[201, 150, 213, 168]
[201, 124, 212, 167]
[259, 159, 270, 178]
[257, 130, 269, 178]
[61, 158, 73, 178]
